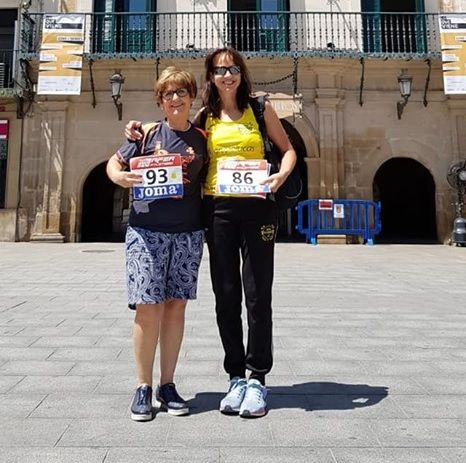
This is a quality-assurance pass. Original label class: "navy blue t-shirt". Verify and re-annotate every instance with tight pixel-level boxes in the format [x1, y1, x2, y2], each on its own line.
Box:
[116, 121, 207, 233]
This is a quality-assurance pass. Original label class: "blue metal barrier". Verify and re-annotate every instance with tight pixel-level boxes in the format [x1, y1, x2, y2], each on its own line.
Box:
[296, 199, 382, 245]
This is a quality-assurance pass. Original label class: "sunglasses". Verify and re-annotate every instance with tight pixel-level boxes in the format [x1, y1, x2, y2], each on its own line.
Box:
[161, 88, 189, 101]
[212, 65, 241, 76]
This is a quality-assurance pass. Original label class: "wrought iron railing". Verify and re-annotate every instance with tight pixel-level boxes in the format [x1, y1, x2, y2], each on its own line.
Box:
[18, 11, 442, 60]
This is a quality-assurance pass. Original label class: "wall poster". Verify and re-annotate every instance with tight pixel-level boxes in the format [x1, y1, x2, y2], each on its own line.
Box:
[37, 14, 84, 95]
[439, 14, 466, 94]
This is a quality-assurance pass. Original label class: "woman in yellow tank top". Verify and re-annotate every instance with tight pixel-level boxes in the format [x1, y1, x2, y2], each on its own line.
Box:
[201, 47, 297, 418]
[123, 48, 297, 418]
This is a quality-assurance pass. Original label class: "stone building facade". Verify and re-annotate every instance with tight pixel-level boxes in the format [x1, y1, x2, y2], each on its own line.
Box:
[1, 0, 466, 243]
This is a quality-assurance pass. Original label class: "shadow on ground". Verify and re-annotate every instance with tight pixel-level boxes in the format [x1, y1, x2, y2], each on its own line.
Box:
[189, 382, 389, 414]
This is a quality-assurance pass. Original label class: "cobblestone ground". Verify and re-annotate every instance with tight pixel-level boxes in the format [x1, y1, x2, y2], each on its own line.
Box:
[0, 242, 465, 462]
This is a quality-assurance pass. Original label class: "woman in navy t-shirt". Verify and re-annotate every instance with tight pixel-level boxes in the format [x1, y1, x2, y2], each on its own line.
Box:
[107, 67, 207, 421]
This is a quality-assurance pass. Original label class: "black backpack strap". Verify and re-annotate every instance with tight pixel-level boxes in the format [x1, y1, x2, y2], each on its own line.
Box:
[249, 95, 277, 164]
[192, 107, 208, 129]
[249, 95, 267, 139]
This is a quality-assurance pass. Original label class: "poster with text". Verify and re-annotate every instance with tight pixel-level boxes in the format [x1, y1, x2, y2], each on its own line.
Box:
[37, 14, 84, 95]
[439, 14, 466, 94]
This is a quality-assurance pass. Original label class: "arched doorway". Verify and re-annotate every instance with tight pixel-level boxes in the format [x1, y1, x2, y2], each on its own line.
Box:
[81, 162, 129, 242]
[373, 157, 437, 243]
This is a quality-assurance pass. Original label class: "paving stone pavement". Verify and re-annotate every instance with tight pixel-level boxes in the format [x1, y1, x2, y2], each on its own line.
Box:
[0, 242, 465, 463]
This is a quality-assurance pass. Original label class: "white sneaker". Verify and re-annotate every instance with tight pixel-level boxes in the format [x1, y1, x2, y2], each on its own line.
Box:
[239, 379, 267, 418]
[219, 377, 247, 414]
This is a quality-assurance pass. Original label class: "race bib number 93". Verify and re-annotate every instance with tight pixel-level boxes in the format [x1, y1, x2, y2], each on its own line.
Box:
[130, 154, 183, 200]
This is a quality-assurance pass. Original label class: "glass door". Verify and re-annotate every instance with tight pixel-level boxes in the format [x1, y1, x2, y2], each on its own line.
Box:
[228, 0, 289, 52]
[361, 0, 426, 54]
[94, 0, 117, 53]
[361, 0, 382, 52]
[414, 0, 427, 54]
[120, 0, 155, 53]
[93, 0, 155, 54]
[258, 0, 288, 52]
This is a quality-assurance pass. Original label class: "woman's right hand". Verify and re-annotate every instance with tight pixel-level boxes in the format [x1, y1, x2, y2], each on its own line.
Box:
[125, 120, 143, 141]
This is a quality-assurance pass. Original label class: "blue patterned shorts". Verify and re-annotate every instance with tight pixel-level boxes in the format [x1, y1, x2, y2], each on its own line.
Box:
[126, 226, 204, 307]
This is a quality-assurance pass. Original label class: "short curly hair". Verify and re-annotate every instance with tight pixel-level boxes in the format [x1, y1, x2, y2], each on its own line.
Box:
[154, 67, 197, 105]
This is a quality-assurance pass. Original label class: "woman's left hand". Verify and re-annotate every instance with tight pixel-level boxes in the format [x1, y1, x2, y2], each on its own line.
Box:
[261, 172, 287, 193]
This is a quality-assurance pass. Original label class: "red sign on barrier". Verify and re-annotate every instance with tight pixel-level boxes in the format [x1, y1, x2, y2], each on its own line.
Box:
[318, 199, 333, 210]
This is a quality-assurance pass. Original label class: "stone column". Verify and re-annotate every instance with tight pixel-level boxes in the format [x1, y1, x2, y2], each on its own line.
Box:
[30, 101, 68, 242]
[315, 88, 345, 199]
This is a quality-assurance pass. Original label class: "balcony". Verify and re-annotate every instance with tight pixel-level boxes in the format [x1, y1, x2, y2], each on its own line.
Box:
[18, 11, 441, 61]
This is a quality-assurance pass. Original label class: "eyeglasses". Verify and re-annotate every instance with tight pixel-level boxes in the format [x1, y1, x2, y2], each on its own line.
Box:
[161, 88, 189, 101]
[212, 65, 241, 76]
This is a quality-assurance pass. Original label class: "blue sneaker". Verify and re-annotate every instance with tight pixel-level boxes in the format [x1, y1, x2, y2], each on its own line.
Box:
[219, 377, 247, 414]
[155, 383, 189, 416]
[130, 384, 153, 421]
[239, 379, 267, 418]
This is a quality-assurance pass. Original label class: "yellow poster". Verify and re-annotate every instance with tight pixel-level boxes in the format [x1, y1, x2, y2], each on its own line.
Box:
[439, 14, 466, 94]
[37, 14, 84, 95]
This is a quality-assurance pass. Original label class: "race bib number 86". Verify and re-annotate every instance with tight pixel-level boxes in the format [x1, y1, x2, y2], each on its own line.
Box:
[130, 154, 183, 200]
[217, 159, 270, 195]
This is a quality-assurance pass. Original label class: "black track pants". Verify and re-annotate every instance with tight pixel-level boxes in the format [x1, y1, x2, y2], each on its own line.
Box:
[204, 197, 277, 383]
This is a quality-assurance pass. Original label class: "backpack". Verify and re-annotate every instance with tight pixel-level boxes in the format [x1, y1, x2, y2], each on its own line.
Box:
[193, 98, 303, 210]
[248, 95, 303, 210]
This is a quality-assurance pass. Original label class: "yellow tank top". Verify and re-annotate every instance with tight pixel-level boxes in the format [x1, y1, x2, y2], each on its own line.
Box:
[204, 105, 265, 196]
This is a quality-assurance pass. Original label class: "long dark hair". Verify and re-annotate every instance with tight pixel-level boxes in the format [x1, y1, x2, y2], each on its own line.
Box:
[202, 47, 252, 118]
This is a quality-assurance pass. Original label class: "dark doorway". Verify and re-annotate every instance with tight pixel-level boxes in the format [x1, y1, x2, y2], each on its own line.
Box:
[373, 157, 437, 243]
[81, 162, 129, 242]
[277, 119, 307, 242]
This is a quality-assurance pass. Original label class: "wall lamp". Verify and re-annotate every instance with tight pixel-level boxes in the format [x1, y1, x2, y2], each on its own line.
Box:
[397, 69, 413, 120]
[110, 72, 125, 120]
[20, 0, 32, 11]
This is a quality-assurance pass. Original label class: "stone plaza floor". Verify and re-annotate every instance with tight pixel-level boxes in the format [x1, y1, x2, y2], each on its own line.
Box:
[0, 242, 465, 462]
